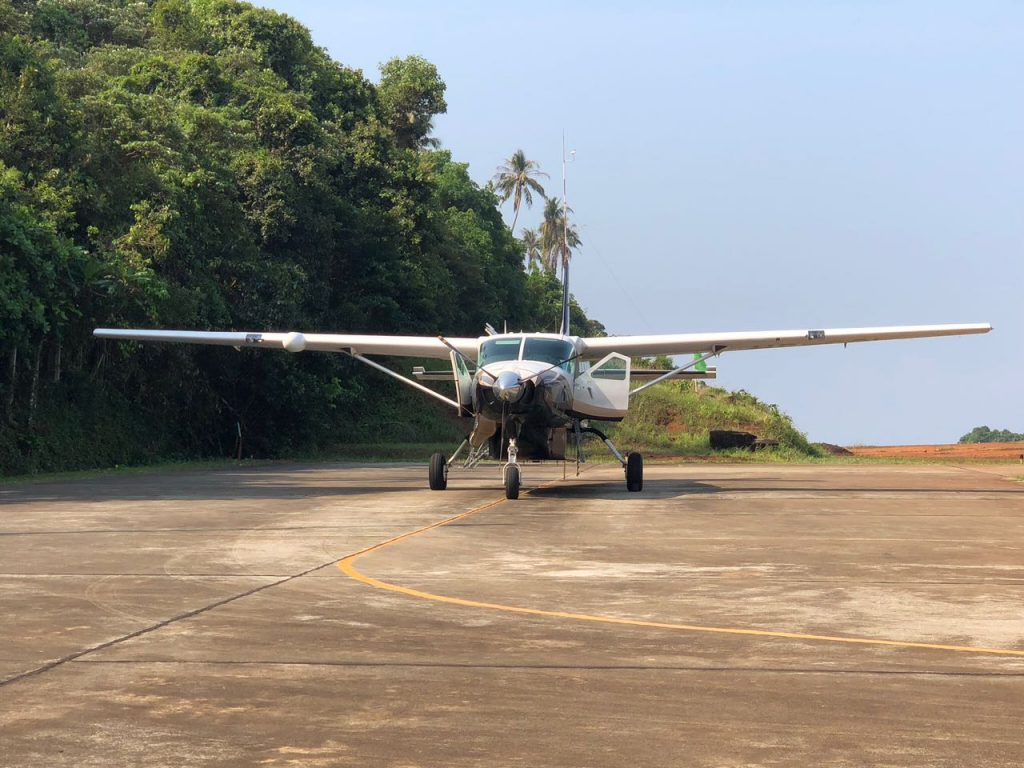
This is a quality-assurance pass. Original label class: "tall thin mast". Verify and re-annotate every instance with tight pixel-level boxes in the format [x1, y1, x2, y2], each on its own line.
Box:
[559, 136, 574, 336]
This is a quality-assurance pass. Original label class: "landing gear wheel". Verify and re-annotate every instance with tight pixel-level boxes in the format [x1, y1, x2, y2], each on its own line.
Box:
[428, 452, 448, 490]
[503, 464, 520, 500]
[625, 452, 643, 492]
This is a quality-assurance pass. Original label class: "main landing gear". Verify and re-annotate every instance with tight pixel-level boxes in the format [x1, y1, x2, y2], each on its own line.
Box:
[428, 452, 448, 490]
[427, 434, 521, 498]
[428, 431, 642, 496]
[575, 423, 643, 493]
[625, 451, 643, 492]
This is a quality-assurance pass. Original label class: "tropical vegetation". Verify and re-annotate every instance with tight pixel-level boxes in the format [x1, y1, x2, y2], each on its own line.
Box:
[0, 0, 601, 475]
[492, 149, 547, 234]
[539, 197, 581, 278]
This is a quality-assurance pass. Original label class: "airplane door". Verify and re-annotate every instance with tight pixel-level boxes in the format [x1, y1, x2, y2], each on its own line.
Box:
[572, 352, 631, 420]
[450, 351, 474, 417]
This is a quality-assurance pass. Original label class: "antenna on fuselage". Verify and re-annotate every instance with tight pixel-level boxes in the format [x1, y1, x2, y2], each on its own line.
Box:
[559, 137, 576, 337]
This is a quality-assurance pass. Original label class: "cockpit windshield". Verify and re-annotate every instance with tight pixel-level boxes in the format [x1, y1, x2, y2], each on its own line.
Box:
[478, 337, 522, 367]
[523, 338, 576, 372]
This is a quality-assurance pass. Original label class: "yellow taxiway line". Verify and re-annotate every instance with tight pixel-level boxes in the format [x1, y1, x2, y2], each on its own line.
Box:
[337, 480, 1024, 659]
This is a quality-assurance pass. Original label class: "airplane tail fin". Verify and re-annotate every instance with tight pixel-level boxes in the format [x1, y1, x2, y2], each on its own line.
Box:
[559, 256, 571, 336]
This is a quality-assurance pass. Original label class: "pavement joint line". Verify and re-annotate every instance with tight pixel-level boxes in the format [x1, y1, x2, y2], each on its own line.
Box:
[0, 568, 325, 688]
[7, 574, 1024, 585]
[338, 478, 1024, 660]
[65, 659, 1024, 676]
[0, 488, 512, 690]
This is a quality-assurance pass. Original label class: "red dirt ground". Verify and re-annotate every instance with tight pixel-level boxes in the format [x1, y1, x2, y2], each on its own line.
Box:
[849, 442, 1024, 461]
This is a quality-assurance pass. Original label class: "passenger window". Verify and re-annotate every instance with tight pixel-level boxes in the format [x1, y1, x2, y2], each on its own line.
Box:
[590, 356, 627, 380]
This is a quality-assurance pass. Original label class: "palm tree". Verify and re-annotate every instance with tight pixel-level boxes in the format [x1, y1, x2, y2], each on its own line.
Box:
[492, 150, 548, 233]
[539, 198, 561, 273]
[521, 228, 542, 271]
[540, 197, 581, 279]
[560, 220, 582, 279]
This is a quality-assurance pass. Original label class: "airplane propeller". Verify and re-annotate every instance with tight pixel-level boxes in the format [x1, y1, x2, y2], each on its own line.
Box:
[521, 353, 581, 382]
[492, 370, 525, 402]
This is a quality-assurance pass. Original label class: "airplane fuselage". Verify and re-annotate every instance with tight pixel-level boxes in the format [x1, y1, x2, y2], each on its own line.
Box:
[465, 333, 631, 461]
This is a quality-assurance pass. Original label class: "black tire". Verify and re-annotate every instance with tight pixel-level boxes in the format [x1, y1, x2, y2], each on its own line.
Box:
[625, 452, 643, 492]
[428, 452, 447, 490]
[503, 465, 520, 500]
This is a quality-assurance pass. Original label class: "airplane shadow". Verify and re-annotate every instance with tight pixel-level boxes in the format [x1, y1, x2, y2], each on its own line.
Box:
[526, 477, 721, 501]
[524, 478, 1023, 500]
[0, 473, 425, 505]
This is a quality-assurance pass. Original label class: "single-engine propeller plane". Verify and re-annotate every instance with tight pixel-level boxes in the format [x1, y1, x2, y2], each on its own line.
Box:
[95, 270, 991, 498]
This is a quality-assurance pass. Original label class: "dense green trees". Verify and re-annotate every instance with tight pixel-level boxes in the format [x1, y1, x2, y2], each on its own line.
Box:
[377, 55, 447, 150]
[958, 426, 1024, 444]
[0, 0, 599, 474]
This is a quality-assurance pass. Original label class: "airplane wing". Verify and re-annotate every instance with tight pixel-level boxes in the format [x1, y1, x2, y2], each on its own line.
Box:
[579, 323, 992, 358]
[92, 329, 480, 360]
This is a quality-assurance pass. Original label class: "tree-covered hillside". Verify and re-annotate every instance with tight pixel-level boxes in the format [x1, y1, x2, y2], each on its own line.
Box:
[958, 426, 1024, 444]
[0, 0, 600, 474]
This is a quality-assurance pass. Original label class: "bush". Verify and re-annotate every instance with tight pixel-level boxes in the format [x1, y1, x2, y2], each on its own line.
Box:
[607, 382, 819, 457]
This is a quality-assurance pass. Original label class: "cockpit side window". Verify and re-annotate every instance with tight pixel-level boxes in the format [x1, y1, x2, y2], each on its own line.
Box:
[522, 338, 576, 373]
[479, 337, 522, 367]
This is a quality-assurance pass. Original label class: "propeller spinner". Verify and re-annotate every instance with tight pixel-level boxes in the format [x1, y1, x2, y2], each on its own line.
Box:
[492, 370, 524, 402]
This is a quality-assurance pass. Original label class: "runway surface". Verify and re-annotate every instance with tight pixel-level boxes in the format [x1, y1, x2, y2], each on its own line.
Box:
[1, 462, 1023, 766]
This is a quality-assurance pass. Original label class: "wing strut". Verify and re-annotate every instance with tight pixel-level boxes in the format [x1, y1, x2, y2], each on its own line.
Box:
[630, 348, 724, 396]
[345, 352, 461, 411]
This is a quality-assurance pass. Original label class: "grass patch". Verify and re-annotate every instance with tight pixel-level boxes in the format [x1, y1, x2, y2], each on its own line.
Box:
[607, 382, 820, 459]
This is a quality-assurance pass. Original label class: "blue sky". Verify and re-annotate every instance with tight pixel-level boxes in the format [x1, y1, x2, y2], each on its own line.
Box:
[262, 0, 1021, 445]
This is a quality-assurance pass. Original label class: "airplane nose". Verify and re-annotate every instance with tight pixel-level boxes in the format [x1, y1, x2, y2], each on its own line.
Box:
[492, 371, 524, 402]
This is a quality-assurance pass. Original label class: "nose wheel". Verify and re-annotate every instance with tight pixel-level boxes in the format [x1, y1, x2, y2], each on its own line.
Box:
[502, 437, 521, 499]
[503, 464, 521, 499]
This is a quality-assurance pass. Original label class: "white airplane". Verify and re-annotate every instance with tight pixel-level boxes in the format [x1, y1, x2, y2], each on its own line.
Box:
[95, 284, 991, 499]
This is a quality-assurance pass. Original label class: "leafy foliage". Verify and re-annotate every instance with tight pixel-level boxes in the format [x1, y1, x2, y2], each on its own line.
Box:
[958, 426, 1024, 444]
[492, 149, 547, 234]
[539, 196, 580, 278]
[0, 0, 596, 474]
[377, 55, 446, 149]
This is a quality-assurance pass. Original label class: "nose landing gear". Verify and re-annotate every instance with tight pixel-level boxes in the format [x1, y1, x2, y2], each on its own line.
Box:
[502, 438, 520, 499]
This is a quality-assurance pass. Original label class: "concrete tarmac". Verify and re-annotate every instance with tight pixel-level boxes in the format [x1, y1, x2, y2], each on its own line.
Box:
[1, 462, 1023, 767]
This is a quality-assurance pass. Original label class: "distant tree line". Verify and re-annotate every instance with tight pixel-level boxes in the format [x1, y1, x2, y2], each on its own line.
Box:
[0, 0, 602, 474]
[958, 426, 1024, 444]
